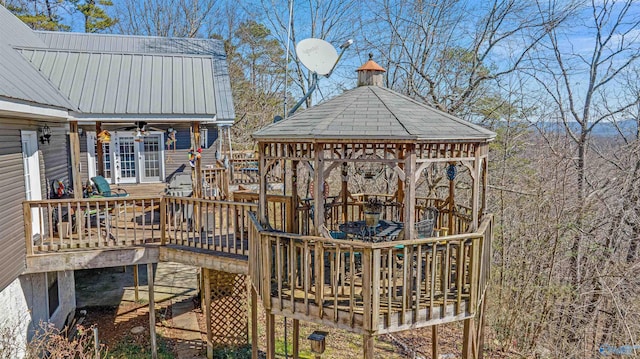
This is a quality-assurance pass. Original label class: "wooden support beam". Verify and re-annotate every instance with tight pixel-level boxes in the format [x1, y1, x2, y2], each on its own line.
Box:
[133, 265, 139, 302]
[291, 160, 300, 234]
[259, 143, 268, 225]
[95, 122, 104, 177]
[471, 153, 481, 231]
[204, 268, 213, 359]
[363, 333, 374, 359]
[292, 319, 300, 359]
[192, 121, 202, 198]
[403, 145, 416, 239]
[147, 264, 158, 359]
[448, 162, 456, 235]
[462, 318, 475, 359]
[266, 312, 276, 359]
[341, 162, 348, 223]
[69, 121, 83, 199]
[251, 284, 259, 359]
[313, 145, 325, 235]
[432, 325, 439, 359]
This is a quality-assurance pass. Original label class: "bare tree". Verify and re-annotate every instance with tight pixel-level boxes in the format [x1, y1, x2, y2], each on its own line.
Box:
[114, 0, 218, 37]
[364, 0, 564, 120]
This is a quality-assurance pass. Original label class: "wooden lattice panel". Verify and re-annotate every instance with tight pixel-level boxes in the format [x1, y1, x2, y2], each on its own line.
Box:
[209, 270, 248, 347]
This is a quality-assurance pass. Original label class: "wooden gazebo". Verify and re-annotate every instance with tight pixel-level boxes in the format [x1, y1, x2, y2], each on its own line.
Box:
[249, 58, 495, 359]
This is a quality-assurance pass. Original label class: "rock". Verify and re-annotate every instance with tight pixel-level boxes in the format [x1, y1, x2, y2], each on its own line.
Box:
[130, 326, 145, 334]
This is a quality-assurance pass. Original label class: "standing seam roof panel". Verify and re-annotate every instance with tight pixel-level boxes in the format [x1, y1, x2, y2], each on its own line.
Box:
[161, 57, 172, 114]
[182, 58, 197, 113]
[172, 57, 183, 114]
[127, 54, 143, 114]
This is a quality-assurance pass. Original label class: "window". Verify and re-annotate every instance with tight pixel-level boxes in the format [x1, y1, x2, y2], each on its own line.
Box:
[200, 128, 208, 149]
[47, 272, 59, 318]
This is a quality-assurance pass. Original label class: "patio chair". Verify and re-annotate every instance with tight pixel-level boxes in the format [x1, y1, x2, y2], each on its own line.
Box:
[415, 206, 439, 238]
[90, 176, 129, 197]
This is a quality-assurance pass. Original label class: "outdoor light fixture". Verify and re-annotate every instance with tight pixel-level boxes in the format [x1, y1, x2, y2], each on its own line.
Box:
[39, 124, 52, 144]
[308, 331, 328, 358]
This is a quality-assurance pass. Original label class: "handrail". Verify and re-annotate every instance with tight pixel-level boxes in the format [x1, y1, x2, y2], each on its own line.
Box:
[252, 215, 492, 333]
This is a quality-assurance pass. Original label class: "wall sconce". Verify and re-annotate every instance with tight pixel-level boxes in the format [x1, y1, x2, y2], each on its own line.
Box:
[77, 127, 84, 136]
[39, 124, 52, 144]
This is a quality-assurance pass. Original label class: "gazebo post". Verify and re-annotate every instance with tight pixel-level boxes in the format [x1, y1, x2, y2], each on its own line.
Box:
[341, 162, 348, 223]
[396, 146, 405, 220]
[448, 161, 456, 235]
[403, 144, 416, 239]
[471, 147, 483, 231]
[291, 160, 300, 234]
[313, 144, 325, 234]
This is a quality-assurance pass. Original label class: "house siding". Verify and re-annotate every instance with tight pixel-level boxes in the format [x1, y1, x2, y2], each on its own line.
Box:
[40, 125, 71, 195]
[0, 118, 69, 292]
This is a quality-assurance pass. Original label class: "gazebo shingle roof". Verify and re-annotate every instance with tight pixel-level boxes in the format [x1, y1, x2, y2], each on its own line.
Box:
[253, 86, 495, 142]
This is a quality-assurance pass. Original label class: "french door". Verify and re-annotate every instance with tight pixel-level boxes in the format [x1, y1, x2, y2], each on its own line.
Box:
[88, 131, 164, 184]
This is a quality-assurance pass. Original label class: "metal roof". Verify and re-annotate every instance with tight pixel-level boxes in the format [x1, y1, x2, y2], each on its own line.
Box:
[253, 86, 496, 142]
[36, 31, 235, 120]
[0, 6, 76, 109]
[19, 48, 218, 115]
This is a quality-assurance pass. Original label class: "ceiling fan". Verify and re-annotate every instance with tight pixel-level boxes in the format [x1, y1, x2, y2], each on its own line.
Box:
[114, 121, 164, 142]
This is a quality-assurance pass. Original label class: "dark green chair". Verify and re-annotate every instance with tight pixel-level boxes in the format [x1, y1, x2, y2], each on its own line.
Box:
[90, 176, 129, 197]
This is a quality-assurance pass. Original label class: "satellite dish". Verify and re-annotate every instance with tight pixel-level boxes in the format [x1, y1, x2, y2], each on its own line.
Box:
[296, 38, 338, 76]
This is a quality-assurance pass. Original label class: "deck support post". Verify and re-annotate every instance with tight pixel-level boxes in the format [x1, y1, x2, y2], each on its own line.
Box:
[462, 317, 475, 359]
[69, 121, 83, 199]
[292, 319, 300, 359]
[266, 312, 276, 359]
[147, 263, 158, 359]
[432, 325, 439, 359]
[251, 284, 258, 359]
[133, 265, 139, 302]
[204, 268, 213, 359]
[363, 333, 374, 359]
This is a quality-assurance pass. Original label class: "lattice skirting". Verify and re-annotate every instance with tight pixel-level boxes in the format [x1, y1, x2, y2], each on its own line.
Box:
[209, 270, 248, 347]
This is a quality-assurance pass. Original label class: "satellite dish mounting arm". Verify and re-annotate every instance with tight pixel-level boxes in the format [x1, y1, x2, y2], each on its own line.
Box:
[288, 72, 318, 117]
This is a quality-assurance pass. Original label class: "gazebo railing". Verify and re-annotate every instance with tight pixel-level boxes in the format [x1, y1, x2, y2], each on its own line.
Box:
[251, 215, 492, 333]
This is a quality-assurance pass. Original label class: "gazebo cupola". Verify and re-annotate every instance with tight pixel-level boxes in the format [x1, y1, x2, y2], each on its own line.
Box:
[357, 53, 386, 87]
[250, 56, 496, 359]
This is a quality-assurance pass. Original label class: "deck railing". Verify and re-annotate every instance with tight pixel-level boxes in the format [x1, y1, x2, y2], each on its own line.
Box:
[23, 196, 163, 255]
[232, 191, 295, 233]
[162, 196, 256, 256]
[298, 195, 472, 236]
[250, 215, 492, 333]
[201, 167, 229, 200]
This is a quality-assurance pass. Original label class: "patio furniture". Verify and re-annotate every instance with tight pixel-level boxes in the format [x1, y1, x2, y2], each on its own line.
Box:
[339, 219, 403, 242]
[90, 176, 129, 197]
[415, 207, 439, 238]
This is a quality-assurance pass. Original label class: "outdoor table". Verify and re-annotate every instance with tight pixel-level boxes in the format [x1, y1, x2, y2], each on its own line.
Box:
[339, 219, 403, 242]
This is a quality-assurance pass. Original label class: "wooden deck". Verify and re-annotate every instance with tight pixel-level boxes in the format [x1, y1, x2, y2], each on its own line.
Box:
[23, 192, 491, 337]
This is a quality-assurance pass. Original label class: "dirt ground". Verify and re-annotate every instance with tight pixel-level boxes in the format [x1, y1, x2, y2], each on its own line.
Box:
[81, 297, 513, 359]
[76, 265, 512, 358]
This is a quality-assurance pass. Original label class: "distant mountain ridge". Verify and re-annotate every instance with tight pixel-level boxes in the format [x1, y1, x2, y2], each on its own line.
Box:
[535, 119, 638, 137]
